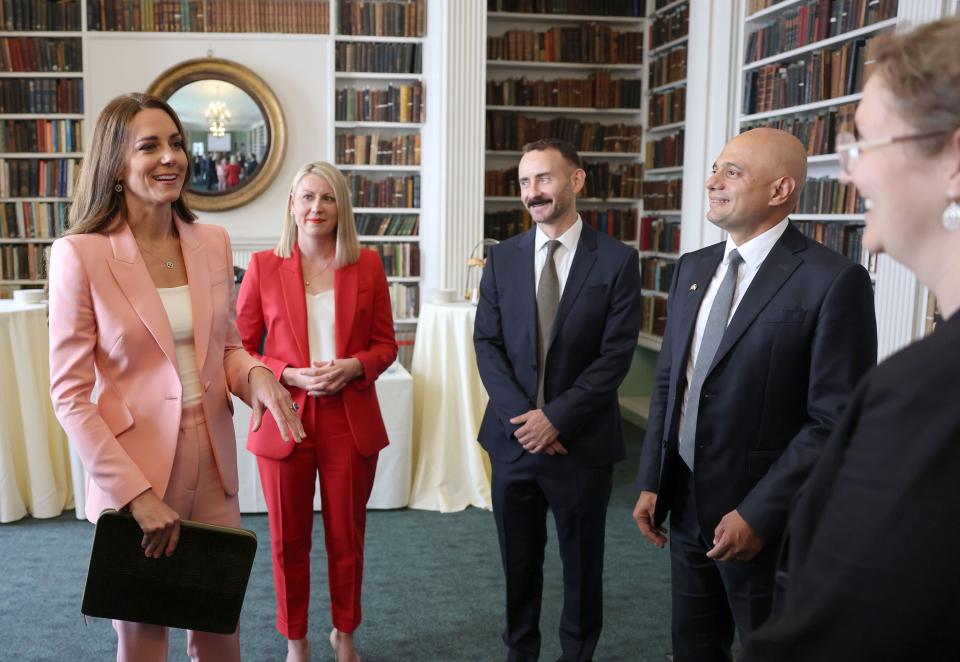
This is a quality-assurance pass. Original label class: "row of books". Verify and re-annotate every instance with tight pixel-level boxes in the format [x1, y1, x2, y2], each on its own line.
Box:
[649, 2, 688, 50]
[0, 119, 83, 154]
[648, 86, 686, 127]
[581, 208, 638, 240]
[0, 37, 82, 72]
[643, 178, 682, 211]
[640, 257, 675, 293]
[395, 328, 414, 369]
[347, 173, 419, 209]
[742, 37, 870, 115]
[0, 78, 83, 114]
[581, 161, 642, 199]
[0, 201, 70, 238]
[363, 241, 419, 277]
[355, 213, 419, 236]
[487, 0, 642, 16]
[338, 0, 425, 38]
[743, 39, 867, 114]
[0, 242, 47, 281]
[335, 132, 420, 166]
[487, 27, 643, 65]
[335, 83, 424, 123]
[336, 42, 422, 75]
[486, 73, 642, 110]
[486, 112, 643, 153]
[387, 281, 419, 319]
[485, 209, 530, 241]
[0, 158, 80, 198]
[639, 216, 680, 253]
[793, 220, 865, 265]
[797, 176, 864, 215]
[649, 45, 687, 89]
[640, 294, 667, 336]
[745, 0, 897, 64]
[1, 0, 80, 31]
[742, 103, 855, 157]
[87, 0, 330, 33]
[646, 129, 683, 168]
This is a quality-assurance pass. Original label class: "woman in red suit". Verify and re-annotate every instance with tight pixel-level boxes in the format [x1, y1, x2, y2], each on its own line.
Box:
[236, 161, 397, 662]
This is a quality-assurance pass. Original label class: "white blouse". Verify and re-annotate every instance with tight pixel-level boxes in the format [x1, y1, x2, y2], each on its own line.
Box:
[156, 285, 203, 407]
[306, 289, 337, 364]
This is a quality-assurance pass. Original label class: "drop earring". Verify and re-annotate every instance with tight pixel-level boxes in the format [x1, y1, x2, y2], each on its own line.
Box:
[115, 183, 123, 193]
[944, 201, 960, 232]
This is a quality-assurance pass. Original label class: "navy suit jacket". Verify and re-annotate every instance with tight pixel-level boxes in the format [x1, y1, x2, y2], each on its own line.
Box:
[474, 223, 642, 467]
[636, 222, 877, 540]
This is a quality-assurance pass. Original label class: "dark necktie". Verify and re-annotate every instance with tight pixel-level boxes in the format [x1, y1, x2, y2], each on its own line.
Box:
[679, 249, 743, 470]
[536, 240, 561, 408]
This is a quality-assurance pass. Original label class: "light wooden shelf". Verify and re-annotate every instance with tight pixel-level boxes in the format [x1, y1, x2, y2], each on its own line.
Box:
[386, 276, 420, 283]
[645, 165, 683, 175]
[485, 150, 643, 159]
[0, 71, 82, 78]
[744, 0, 807, 23]
[638, 250, 680, 258]
[335, 72, 424, 80]
[2, 153, 83, 158]
[740, 93, 862, 122]
[0, 197, 72, 202]
[646, 120, 686, 133]
[486, 105, 641, 115]
[334, 121, 424, 129]
[651, 0, 689, 17]
[358, 235, 420, 242]
[487, 11, 642, 24]
[337, 164, 420, 172]
[0, 31, 81, 37]
[353, 207, 420, 214]
[335, 35, 423, 44]
[650, 78, 687, 94]
[791, 213, 865, 221]
[0, 237, 57, 244]
[641, 288, 669, 299]
[487, 59, 640, 71]
[649, 35, 688, 56]
[0, 113, 83, 120]
[645, 209, 682, 215]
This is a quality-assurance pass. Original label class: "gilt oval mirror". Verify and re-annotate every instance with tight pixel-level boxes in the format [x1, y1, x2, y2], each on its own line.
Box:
[147, 57, 286, 212]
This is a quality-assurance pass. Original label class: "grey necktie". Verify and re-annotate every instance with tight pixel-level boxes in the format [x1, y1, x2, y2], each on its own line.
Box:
[679, 249, 743, 471]
[536, 240, 562, 408]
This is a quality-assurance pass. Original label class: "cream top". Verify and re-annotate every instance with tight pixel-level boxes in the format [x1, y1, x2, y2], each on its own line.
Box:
[306, 289, 337, 364]
[156, 285, 203, 407]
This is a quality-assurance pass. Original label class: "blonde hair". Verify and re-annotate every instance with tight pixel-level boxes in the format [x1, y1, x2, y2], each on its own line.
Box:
[67, 93, 195, 235]
[274, 161, 360, 266]
[870, 15, 960, 156]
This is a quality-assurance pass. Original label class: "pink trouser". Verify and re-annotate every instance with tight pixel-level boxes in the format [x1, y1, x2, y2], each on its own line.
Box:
[113, 404, 242, 662]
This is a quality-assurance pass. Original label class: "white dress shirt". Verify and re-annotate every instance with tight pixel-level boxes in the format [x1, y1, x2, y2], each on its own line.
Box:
[677, 218, 790, 442]
[156, 284, 202, 407]
[306, 289, 337, 364]
[534, 216, 582, 297]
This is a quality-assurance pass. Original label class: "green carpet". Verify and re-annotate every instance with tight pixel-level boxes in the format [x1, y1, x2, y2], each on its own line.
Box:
[0, 425, 673, 661]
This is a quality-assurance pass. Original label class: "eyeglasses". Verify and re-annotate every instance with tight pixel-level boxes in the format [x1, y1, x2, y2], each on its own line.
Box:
[835, 130, 947, 173]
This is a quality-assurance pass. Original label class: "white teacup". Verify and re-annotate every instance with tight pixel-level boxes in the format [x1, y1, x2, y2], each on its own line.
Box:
[13, 289, 44, 304]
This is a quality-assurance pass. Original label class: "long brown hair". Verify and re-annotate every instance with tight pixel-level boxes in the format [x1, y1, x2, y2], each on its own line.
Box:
[67, 93, 196, 235]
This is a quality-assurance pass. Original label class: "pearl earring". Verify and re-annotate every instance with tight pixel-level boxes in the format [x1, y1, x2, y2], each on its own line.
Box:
[944, 201, 960, 232]
[115, 183, 123, 193]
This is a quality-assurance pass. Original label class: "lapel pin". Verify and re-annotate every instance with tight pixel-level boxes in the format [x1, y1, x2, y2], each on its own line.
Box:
[689, 283, 698, 291]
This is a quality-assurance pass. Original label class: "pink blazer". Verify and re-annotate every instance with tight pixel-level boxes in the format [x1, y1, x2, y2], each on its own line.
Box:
[48, 217, 263, 522]
[236, 245, 398, 459]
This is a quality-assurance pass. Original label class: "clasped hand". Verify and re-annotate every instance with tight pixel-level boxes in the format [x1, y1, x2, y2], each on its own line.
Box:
[509, 409, 567, 455]
[283, 358, 363, 397]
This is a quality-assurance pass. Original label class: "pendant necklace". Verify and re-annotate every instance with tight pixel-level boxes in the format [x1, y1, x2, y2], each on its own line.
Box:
[304, 259, 335, 286]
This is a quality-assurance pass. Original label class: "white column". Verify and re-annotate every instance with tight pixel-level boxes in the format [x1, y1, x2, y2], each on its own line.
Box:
[422, 0, 487, 297]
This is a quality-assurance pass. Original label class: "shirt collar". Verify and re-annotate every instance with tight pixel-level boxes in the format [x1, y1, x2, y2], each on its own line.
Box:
[536, 216, 583, 255]
[723, 218, 789, 270]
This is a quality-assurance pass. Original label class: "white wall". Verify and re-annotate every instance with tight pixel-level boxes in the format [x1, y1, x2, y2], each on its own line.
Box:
[84, 33, 332, 241]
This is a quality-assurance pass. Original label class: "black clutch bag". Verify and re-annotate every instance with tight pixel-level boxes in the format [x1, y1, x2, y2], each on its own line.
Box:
[81, 510, 258, 634]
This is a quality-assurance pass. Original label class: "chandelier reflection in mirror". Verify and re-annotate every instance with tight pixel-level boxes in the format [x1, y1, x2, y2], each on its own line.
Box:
[204, 88, 231, 137]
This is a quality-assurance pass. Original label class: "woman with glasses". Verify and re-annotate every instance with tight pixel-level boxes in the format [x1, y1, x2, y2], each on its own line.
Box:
[742, 15, 960, 661]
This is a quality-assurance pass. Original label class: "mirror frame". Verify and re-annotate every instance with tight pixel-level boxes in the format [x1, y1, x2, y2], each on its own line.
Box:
[147, 57, 286, 212]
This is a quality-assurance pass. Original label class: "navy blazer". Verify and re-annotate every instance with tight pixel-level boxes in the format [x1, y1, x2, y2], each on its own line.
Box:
[636, 222, 877, 540]
[474, 223, 642, 467]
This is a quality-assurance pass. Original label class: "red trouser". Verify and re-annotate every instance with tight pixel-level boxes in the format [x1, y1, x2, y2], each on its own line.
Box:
[257, 392, 378, 639]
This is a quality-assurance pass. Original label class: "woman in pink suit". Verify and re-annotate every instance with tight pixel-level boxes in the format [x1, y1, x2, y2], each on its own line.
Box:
[48, 93, 305, 662]
[236, 161, 397, 662]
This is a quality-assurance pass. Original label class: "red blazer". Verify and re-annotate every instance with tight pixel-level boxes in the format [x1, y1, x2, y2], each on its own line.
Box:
[236, 244, 397, 459]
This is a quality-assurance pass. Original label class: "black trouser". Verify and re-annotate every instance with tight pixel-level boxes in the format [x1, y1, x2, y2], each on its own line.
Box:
[668, 463, 779, 662]
[491, 453, 614, 662]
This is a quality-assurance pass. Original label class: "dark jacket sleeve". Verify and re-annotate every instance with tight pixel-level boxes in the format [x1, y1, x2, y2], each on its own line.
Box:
[473, 245, 535, 440]
[635, 255, 685, 493]
[737, 263, 877, 540]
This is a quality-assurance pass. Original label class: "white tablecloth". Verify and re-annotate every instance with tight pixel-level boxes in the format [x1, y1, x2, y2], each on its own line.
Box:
[0, 301, 73, 523]
[234, 362, 414, 511]
[409, 302, 492, 512]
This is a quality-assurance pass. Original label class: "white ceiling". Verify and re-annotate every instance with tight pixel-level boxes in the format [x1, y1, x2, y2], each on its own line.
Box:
[168, 79, 264, 132]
